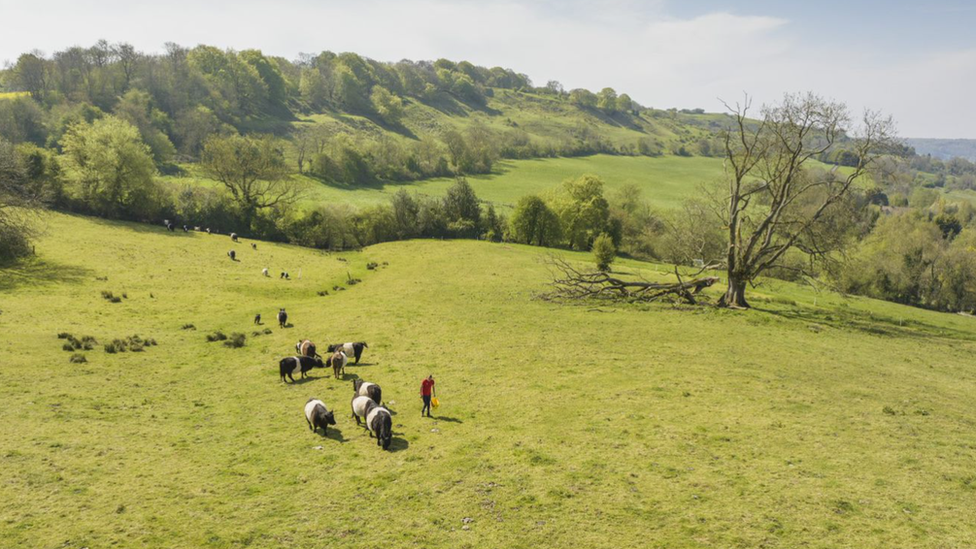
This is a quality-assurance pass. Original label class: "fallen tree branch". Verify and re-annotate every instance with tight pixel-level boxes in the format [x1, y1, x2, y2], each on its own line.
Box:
[542, 256, 720, 305]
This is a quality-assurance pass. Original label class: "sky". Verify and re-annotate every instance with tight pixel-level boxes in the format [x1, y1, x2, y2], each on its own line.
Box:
[1, 0, 974, 138]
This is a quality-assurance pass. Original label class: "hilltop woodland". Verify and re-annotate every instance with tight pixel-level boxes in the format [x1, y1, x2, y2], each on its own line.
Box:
[3, 42, 976, 311]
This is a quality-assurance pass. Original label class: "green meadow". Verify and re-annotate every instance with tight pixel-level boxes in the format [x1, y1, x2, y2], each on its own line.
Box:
[2, 212, 976, 548]
[168, 154, 729, 212]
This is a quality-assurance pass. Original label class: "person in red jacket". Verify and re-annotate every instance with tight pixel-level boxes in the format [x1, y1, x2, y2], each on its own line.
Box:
[420, 375, 436, 417]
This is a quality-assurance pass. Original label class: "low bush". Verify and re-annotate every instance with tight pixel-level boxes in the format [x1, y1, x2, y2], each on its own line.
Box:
[68, 353, 87, 364]
[206, 331, 227, 342]
[223, 332, 246, 348]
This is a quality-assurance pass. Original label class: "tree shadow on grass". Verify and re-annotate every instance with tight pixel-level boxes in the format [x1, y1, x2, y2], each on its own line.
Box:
[0, 257, 93, 292]
[753, 305, 976, 342]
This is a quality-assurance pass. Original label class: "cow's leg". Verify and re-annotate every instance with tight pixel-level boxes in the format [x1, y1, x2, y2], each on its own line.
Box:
[307, 419, 313, 431]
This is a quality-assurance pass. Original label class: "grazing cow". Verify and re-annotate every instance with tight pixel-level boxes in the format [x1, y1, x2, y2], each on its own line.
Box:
[304, 398, 336, 435]
[351, 395, 377, 426]
[296, 339, 320, 358]
[328, 342, 368, 364]
[353, 379, 382, 405]
[251, 243, 257, 250]
[328, 350, 348, 379]
[366, 406, 393, 450]
[279, 355, 323, 382]
[167, 222, 175, 232]
[280, 272, 290, 280]
[231, 233, 239, 242]
[262, 268, 269, 277]
[194, 226, 201, 231]
[254, 314, 262, 325]
[228, 250, 236, 261]
[206, 228, 211, 234]
[277, 308, 288, 328]
[182, 225, 189, 232]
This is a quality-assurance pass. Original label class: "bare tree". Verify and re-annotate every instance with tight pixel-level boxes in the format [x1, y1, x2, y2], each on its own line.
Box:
[544, 256, 719, 305]
[717, 93, 895, 308]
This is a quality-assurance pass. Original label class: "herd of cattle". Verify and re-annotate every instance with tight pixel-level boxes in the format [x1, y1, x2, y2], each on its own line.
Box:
[284, 338, 392, 449]
[163, 221, 396, 450]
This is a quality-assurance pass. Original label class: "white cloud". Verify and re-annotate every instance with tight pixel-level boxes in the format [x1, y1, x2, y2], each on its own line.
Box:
[0, 0, 972, 137]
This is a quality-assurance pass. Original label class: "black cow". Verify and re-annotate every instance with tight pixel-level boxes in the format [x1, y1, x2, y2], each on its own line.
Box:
[304, 398, 337, 435]
[251, 243, 257, 250]
[279, 355, 323, 382]
[166, 222, 175, 232]
[277, 308, 288, 328]
[228, 250, 236, 261]
[254, 314, 262, 325]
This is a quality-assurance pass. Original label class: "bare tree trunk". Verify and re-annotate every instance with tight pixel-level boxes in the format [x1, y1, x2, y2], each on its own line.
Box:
[720, 275, 749, 308]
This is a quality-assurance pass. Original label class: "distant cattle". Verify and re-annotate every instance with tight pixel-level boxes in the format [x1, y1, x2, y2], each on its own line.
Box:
[254, 314, 262, 325]
[228, 250, 236, 261]
[353, 379, 381, 405]
[262, 268, 269, 277]
[280, 272, 290, 280]
[182, 225, 189, 232]
[277, 309, 288, 328]
[296, 339, 320, 358]
[304, 398, 336, 435]
[328, 350, 348, 379]
[251, 243, 257, 250]
[231, 233, 239, 242]
[279, 355, 323, 382]
[328, 342, 368, 364]
[166, 223, 175, 232]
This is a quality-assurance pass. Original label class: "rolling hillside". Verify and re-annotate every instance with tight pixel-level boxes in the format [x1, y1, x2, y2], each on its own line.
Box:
[2, 212, 976, 548]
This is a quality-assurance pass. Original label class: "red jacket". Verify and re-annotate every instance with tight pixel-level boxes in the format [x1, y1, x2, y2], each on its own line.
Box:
[421, 379, 435, 396]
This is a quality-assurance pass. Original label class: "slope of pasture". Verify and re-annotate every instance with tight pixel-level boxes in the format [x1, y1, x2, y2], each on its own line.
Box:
[2, 213, 976, 548]
[167, 154, 728, 212]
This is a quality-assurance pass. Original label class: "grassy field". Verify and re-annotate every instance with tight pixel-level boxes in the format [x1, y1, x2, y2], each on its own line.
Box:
[3, 212, 976, 548]
[167, 154, 728, 212]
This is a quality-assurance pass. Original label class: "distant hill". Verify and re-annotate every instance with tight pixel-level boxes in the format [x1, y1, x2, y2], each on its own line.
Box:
[904, 138, 976, 162]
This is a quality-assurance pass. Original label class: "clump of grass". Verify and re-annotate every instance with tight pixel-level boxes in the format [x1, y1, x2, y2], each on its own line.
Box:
[68, 353, 87, 364]
[181, 323, 196, 330]
[105, 339, 127, 353]
[206, 331, 227, 342]
[57, 332, 71, 339]
[101, 290, 124, 303]
[62, 343, 75, 352]
[883, 406, 898, 416]
[263, 328, 272, 335]
[366, 262, 378, 270]
[61, 334, 97, 351]
[346, 273, 362, 285]
[317, 290, 329, 296]
[223, 332, 246, 348]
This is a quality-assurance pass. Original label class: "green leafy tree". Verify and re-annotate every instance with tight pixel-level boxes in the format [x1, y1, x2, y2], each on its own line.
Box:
[443, 177, 480, 236]
[569, 88, 597, 108]
[509, 195, 561, 246]
[550, 174, 612, 250]
[591, 233, 616, 271]
[115, 89, 176, 165]
[370, 86, 404, 125]
[597, 88, 618, 112]
[61, 116, 157, 218]
[201, 134, 299, 231]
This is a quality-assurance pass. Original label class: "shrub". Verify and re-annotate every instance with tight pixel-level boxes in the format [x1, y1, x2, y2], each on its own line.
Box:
[224, 332, 246, 348]
[57, 332, 71, 339]
[104, 339, 127, 353]
[206, 331, 227, 342]
[62, 343, 74, 352]
[592, 233, 616, 272]
[181, 323, 196, 330]
[69, 353, 87, 364]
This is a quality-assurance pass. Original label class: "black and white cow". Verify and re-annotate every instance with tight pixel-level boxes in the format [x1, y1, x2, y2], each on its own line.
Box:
[304, 398, 336, 435]
[262, 268, 269, 277]
[353, 379, 382, 405]
[251, 243, 257, 250]
[231, 233, 239, 242]
[367, 406, 393, 450]
[277, 308, 288, 328]
[167, 222, 175, 232]
[279, 355, 323, 382]
[182, 225, 189, 232]
[327, 342, 368, 364]
[296, 339, 320, 358]
[228, 250, 236, 261]
[351, 395, 376, 426]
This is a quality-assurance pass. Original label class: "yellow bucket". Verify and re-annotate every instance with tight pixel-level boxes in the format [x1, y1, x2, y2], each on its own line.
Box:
[431, 397, 440, 408]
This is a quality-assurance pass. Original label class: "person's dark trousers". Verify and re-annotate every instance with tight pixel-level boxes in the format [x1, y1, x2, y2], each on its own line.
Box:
[422, 395, 431, 416]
